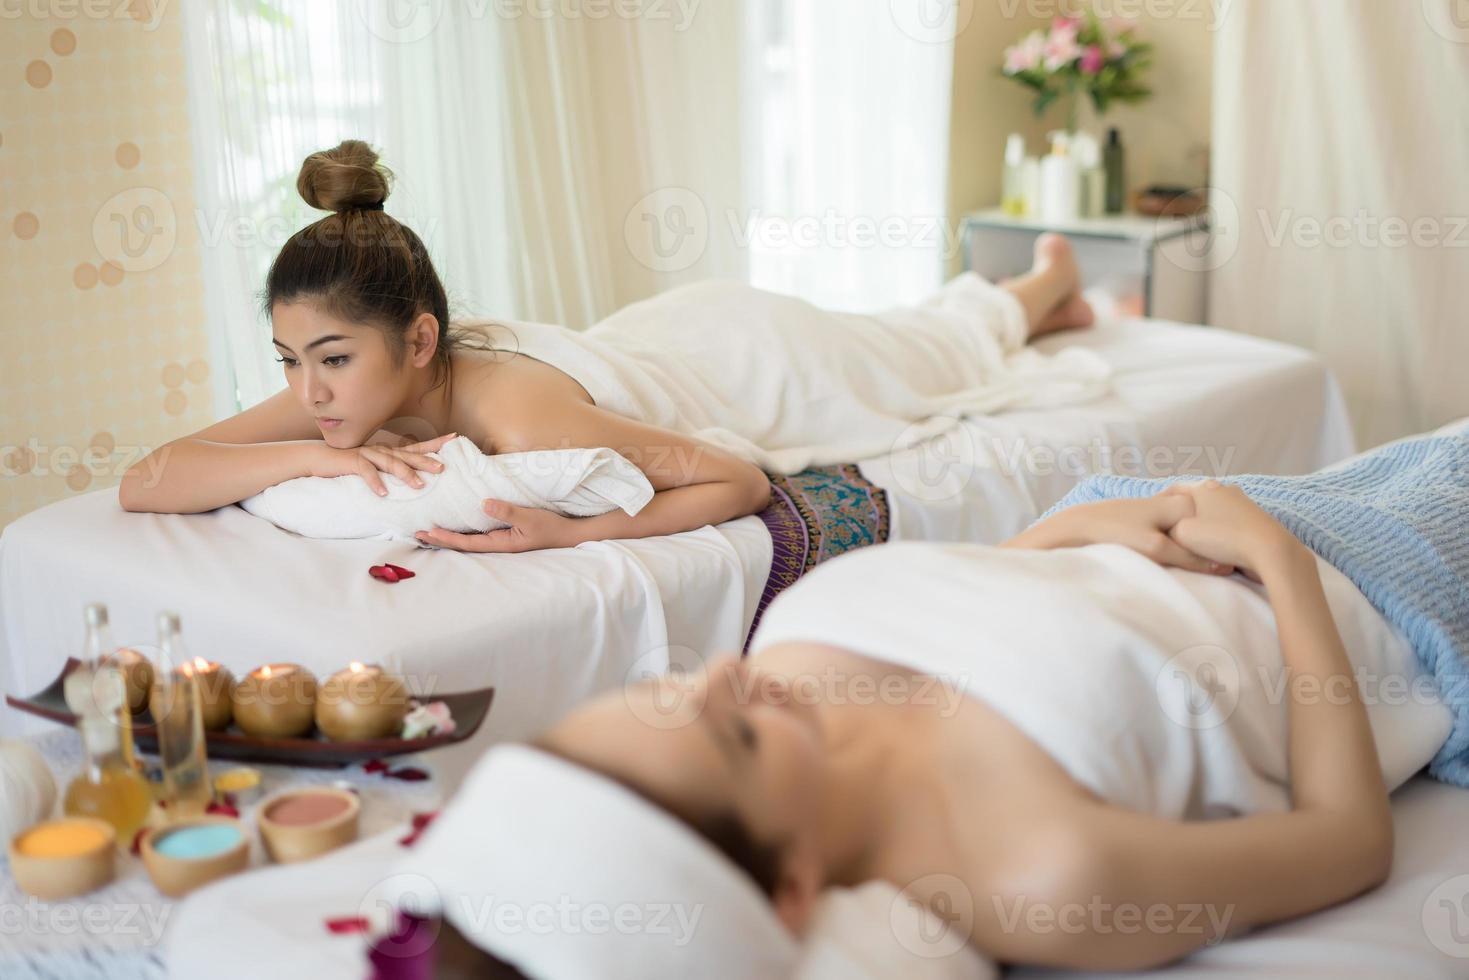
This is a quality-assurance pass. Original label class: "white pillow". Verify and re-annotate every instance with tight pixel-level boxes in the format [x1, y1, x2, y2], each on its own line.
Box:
[238, 436, 654, 543]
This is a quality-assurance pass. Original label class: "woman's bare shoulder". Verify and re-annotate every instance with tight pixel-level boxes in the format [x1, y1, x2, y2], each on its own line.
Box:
[448, 349, 594, 452]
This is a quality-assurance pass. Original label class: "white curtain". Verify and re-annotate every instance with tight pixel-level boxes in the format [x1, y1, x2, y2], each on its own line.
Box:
[744, 0, 957, 312]
[1209, 0, 1469, 448]
[183, 1, 956, 414]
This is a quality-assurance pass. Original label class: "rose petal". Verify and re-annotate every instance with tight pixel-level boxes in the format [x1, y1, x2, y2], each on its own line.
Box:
[363, 758, 390, 773]
[325, 915, 371, 934]
[368, 565, 389, 580]
[384, 563, 416, 579]
[205, 800, 240, 818]
[385, 766, 429, 782]
[398, 811, 440, 848]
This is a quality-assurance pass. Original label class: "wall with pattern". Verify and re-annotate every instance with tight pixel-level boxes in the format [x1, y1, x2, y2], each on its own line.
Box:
[1, 0, 212, 532]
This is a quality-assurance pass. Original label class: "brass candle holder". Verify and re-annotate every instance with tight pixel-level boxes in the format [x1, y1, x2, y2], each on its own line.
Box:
[315, 662, 409, 741]
[231, 663, 317, 738]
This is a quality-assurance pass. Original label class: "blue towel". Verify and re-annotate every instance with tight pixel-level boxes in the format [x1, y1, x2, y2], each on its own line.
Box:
[1040, 432, 1469, 786]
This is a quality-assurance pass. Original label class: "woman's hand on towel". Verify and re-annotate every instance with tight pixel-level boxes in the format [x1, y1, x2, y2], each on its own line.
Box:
[311, 432, 457, 497]
[415, 499, 576, 553]
[1164, 480, 1304, 583]
[1004, 492, 1235, 576]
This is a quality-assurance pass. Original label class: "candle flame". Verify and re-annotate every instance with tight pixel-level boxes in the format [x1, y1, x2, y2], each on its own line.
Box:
[260, 664, 273, 678]
[348, 661, 365, 673]
[193, 657, 211, 671]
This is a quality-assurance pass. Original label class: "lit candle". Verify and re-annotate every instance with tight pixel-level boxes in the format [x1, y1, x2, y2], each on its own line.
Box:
[151, 657, 235, 732]
[231, 663, 317, 738]
[315, 661, 409, 741]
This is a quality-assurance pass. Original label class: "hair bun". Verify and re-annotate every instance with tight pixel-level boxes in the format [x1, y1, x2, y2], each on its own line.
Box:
[296, 139, 393, 213]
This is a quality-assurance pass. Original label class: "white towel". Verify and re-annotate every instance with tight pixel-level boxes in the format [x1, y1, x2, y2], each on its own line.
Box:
[455, 272, 1111, 475]
[750, 541, 1455, 821]
[238, 436, 654, 544]
[389, 743, 800, 979]
[163, 753, 998, 980]
[380, 743, 997, 979]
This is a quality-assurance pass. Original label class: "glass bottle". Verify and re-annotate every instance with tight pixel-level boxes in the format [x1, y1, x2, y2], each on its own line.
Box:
[63, 603, 154, 842]
[154, 611, 212, 817]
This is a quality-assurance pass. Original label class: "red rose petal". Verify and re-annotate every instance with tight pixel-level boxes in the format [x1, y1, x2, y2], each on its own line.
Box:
[205, 800, 240, 818]
[398, 811, 439, 848]
[385, 766, 429, 782]
[368, 565, 389, 580]
[363, 759, 390, 773]
[325, 915, 371, 934]
[384, 563, 416, 579]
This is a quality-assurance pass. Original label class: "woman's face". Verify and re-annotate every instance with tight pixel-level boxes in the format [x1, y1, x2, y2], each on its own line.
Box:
[271, 301, 408, 449]
[543, 652, 830, 920]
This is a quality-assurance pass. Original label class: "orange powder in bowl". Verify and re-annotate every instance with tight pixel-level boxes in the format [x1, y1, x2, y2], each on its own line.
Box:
[17, 820, 112, 858]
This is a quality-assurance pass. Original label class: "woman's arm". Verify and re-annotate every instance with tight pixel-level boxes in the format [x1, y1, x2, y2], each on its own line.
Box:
[119, 388, 453, 513]
[119, 388, 332, 513]
[415, 400, 772, 552]
[993, 484, 1391, 971]
[1001, 493, 1233, 575]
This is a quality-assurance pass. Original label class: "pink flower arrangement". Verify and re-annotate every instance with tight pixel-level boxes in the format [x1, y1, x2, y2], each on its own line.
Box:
[1001, 14, 1153, 129]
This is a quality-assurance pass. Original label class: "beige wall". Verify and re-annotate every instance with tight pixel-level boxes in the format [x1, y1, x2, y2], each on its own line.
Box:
[0, 1, 211, 532]
[946, 0, 1215, 277]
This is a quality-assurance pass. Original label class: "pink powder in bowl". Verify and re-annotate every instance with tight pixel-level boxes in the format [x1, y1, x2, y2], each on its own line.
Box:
[267, 792, 352, 827]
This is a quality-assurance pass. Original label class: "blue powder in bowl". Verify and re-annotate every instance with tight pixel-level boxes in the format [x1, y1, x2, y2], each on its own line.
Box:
[154, 824, 242, 860]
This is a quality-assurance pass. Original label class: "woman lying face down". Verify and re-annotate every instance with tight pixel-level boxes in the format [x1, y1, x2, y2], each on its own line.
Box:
[119, 138, 1102, 552]
[530, 481, 1407, 971]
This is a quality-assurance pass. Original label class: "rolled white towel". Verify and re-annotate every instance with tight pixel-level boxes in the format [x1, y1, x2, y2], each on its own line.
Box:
[238, 436, 655, 544]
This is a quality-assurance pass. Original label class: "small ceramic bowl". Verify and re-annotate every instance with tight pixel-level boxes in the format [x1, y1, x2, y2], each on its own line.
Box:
[212, 766, 263, 805]
[140, 815, 250, 897]
[257, 787, 360, 864]
[8, 817, 117, 900]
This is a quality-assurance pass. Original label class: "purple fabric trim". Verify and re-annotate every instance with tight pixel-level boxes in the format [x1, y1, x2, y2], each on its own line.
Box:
[743, 464, 890, 652]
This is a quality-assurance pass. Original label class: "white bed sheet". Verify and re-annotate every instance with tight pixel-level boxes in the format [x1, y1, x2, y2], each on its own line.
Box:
[160, 774, 1469, 979]
[0, 317, 1352, 781]
[866, 316, 1355, 543]
[0, 497, 771, 764]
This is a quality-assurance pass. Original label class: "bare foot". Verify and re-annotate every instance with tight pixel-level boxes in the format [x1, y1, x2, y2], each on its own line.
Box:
[1028, 233, 1094, 336]
[1033, 292, 1095, 335]
[997, 234, 1097, 340]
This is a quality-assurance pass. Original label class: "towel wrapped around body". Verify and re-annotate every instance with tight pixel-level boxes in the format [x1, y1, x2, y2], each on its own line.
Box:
[1041, 420, 1469, 785]
[455, 272, 1110, 475]
[238, 436, 654, 544]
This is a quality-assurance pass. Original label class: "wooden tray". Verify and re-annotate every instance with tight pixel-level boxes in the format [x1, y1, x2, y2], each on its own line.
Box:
[6, 658, 495, 769]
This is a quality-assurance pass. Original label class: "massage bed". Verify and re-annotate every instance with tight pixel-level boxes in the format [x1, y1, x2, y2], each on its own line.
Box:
[160, 772, 1469, 979]
[160, 421, 1469, 980]
[0, 316, 1353, 793]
